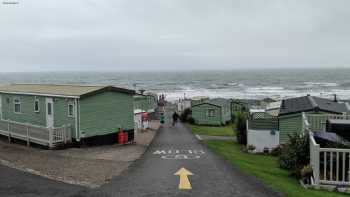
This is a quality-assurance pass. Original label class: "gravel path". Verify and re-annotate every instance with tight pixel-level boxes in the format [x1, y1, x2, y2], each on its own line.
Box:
[0, 121, 159, 188]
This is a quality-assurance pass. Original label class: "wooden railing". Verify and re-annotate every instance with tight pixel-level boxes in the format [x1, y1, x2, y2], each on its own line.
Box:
[0, 119, 71, 148]
[303, 112, 350, 186]
[318, 148, 350, 185]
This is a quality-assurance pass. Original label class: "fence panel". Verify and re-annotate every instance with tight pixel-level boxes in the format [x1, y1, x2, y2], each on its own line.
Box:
[304, 113, 350, 186]
[0, 119, 70, 147]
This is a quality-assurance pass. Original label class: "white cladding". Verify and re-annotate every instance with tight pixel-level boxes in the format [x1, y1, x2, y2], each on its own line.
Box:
[247, 129, 280, 152]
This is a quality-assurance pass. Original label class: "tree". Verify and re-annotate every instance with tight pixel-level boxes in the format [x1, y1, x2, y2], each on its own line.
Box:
[180, 108, 192, 123]
[236, 112, 247, 145]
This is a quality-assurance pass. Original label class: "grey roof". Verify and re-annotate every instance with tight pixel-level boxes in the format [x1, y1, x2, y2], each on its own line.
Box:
[193, 98, 229, 108]
[279, 95, 349, 115]
[0, 84, 135, 98]
[208, 98, 230, 107]
[233, 99, 261, 106]
[262, 97, 277, 103]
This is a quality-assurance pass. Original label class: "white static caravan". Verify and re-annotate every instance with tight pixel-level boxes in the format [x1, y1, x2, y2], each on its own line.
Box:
[177, 98, 191, 113]
[246, 112, 280, 153]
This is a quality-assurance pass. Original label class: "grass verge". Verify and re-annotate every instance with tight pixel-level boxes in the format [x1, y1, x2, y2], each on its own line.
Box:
[187, 123, 235, 136]
[205, 140, 348, 197]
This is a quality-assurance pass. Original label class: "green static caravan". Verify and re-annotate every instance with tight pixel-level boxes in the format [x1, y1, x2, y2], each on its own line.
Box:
[0, 84, 135, 146]
[133, 93, 158, 131]
[278, 95, 349, 144]
[230, 99, 261, 115]
[191, 96, 209, 106]
[133, 93, 157, 114]
[192, 98, 231, 126]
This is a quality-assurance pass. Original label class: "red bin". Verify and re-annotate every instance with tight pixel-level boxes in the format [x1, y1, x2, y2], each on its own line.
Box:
[124, 132, 128, 143]
[118, 130, 124, 144]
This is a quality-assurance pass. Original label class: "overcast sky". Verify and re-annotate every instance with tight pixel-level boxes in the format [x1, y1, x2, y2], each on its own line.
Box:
[0, 0, 349, 72]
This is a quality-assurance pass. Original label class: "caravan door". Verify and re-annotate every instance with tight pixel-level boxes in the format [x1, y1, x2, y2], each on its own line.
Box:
[46, 98, 54, 128]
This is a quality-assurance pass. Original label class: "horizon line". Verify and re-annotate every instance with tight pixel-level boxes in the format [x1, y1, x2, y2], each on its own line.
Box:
[1, 67, 350, 73]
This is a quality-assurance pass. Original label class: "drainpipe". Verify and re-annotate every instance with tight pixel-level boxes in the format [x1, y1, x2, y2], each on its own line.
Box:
[78, 98, 81, 139]
[74, 98, 79, 141]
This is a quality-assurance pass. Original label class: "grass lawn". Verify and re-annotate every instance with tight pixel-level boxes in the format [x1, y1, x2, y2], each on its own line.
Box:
[187, 123, 235, 136]
[205, 140, 348, 197]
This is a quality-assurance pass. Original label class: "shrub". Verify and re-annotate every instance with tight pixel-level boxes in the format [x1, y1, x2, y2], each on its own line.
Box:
[278, 133, 310, 177]
[180, 108, 192, 122]
[300, 164, 313, 185]
[300, 164, 313, 178]
[270, 145, 282, 156]
[247, 144, 256, 152]
[187, 117, 195, 124]
[240, 146, 248, 153]
[231, 113, 236, 123]
[263, 147, 269, 154]
[236, 112, 247, 145]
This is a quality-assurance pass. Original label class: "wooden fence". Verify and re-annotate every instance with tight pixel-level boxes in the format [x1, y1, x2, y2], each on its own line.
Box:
[0, 119, 71, 148]
[303, 113, 350, 186]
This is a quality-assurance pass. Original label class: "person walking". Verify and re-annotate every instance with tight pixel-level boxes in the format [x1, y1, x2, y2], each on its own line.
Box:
[172, 111, 179, 126]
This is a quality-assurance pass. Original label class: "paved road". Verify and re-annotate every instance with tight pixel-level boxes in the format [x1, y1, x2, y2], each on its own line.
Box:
[95, 123, 281, 197]
[0, 122, 281, 197]
[0, 165, 89, 197]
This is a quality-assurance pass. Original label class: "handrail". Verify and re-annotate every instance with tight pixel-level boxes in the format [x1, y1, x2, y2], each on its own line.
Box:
[0, 118, 66, 130]
[0, 119, 70, 148]
[304, 112, 350, 186]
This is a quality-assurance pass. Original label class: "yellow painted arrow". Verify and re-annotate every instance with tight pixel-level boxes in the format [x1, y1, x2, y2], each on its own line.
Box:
[174, 167, 193, 190]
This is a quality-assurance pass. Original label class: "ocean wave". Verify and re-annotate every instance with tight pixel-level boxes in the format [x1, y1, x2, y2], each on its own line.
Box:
[340, 82, 350, 87]
[225, 82, 244, 87]
[303, 82, 339, 87]
[245, 86, 285, 93]
[208, 84, 227, 89]
[159, 87, 350, 102]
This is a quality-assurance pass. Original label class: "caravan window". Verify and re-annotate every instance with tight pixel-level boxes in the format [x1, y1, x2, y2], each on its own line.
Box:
[208, 109, 215, 117]
[68, 103, 74, 117]
[34, 99, 40, 112]
[14, 98, 21, 113]
[47, 102, 52, 115]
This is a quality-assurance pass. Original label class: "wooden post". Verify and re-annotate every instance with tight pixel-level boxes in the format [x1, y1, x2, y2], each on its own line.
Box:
[67, 124, 71, 142]
[314, 144, 320, 185]
[301, 112, 305, 133]
[63, 124, 67, 144]
[26, 123, 30, 147]
[7, 122, 10, 143]
[49, 127, 53, 148]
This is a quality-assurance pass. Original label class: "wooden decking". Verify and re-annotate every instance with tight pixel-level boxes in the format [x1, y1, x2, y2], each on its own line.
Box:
[303, 113, 350, 186]
[0, 119, 71, 148]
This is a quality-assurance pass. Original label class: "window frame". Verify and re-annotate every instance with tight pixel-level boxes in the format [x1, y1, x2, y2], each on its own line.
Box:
[14, 97, 21, 114]
[68, 103, 74, 117]
[47, 102, 52, 115]
[207, 109, 215, 117]
[34, 99, 40, 112]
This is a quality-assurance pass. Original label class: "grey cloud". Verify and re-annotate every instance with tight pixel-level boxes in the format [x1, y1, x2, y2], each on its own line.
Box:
[0, 0, 350, 71]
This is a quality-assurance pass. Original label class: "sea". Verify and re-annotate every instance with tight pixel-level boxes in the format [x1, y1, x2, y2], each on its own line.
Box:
[0, 68, 349, 102]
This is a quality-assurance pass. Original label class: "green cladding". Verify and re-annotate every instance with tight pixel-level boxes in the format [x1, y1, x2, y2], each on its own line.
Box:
[0, 85, 135, 141]
[80, 91, 134, 138]
[192, 99, 231, 126]
[1, 94, 47, 126]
